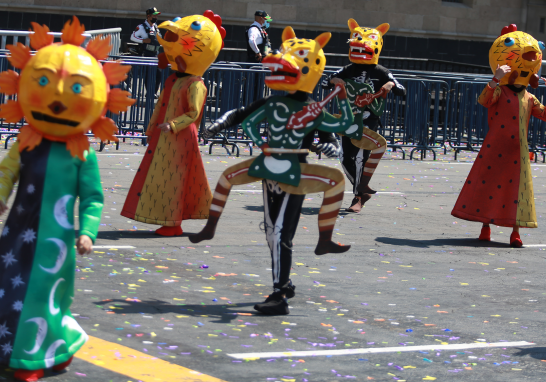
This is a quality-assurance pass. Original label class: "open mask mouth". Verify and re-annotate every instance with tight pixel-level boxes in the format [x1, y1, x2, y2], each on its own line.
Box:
[349, 42, 374, 60]
[31, 111, 80, 127]
[159, 28, 179, 42]
[522, 51, 539, 62]
[262, 57, 300, 84]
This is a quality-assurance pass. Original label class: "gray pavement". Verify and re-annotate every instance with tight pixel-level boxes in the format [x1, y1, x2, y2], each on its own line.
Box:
[1, 140, 546, 382]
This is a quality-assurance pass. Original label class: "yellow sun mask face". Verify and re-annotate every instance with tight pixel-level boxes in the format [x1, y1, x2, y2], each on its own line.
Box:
[347, 19, 389, 65]
[0, 17, 135, 160]
[157, 11, 226, 77]
[19, 44, 108, 137]
[489, 25, 544, 88]
[262, 26, 330, 94]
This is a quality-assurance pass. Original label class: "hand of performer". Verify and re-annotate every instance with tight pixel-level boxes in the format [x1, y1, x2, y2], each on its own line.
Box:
[158, 123, 172, 133]
[76, 235, 93, 256]
[316, 142, 340, 158]
[334, 83, 347, 100]
[203, 123, 220, 139]
[0, 200, 7, 215]
[490, 64, 511, 87]
[330, 77, 345, 86]
[381, 81, 395, 94]
[260, 142, 272, 156]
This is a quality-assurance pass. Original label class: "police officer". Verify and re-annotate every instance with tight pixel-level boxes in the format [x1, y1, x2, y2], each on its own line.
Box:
[131, 7, 162, 94]
[246, 10, 271, 63]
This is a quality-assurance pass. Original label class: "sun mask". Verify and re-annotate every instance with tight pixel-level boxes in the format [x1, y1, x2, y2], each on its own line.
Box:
[262, 26, 330, 94]
[156, 10, 226, 77]
[347, 19, 389, 65]
[0, 16, 135, 160]
[489, 24, 544, 88]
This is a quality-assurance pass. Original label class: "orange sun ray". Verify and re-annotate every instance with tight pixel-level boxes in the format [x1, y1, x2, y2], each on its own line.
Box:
[86, 35, 112, 61]
[0, 70, 20, 95]
[0, 100, 24, 122]
[66, 134, 91, 161]
[90, 116, 118, 142]
[29, 22, 54, 50]
[61, 16, 86, 46]
[107, 88, 136, 114]
[18, 126, 43, 153]
[7, 43, 31, 69]
[103, 62, 131, 85]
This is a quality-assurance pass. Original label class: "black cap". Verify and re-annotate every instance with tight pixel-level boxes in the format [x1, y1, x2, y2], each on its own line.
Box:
[146, 7, 161, 16]
[255, 10, 268, 18]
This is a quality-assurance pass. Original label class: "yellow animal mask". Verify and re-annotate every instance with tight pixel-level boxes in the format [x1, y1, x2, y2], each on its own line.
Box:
[262, 26, 330, 94]
[489, 24, 544, 88]
[157, 10, 226, 77]
[347, 19, 389, 65]
[0, 16, 135, 160]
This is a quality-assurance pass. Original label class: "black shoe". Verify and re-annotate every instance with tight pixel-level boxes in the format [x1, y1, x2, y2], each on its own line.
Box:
[254, 294, 289, 315]
[265, 283, 296, 302]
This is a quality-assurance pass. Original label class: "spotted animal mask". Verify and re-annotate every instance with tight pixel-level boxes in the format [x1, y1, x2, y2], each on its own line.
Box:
[347, 19, 389, 65]
[489, 24, 544, 88]
[157, 10, 226, 77]
[262, 26, 331, 94]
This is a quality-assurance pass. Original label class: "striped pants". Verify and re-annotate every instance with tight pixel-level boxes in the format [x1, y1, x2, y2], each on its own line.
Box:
[190, 158, 348, 256]
[340, 123, 387, 195]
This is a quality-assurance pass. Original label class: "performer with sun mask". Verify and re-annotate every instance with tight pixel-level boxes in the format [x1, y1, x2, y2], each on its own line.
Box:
[0, 17, 134, 381]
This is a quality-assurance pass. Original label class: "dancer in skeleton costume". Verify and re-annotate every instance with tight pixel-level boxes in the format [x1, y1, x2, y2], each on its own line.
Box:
[191, 27, 356, 315]
[323, 19, 405, 213]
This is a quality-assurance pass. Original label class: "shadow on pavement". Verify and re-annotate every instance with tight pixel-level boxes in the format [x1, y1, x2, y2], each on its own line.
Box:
[513, 347, 546, 360]
[93, 299, 260, 324]
[96, 230, 201, 240]
[375, 236, 510, 248]
[245, 205, 333, 216]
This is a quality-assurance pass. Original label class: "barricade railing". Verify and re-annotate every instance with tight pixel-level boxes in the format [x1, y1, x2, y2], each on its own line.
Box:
[2, 54, 546, 162]
[0, 28, 121, 57]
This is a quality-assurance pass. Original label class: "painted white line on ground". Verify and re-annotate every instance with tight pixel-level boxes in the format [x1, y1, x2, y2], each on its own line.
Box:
[96, 153, 143, 156]
[93, 246, 136, 249]
[227, 341, 533, 359]
[423, 162, 546, 167]
[523, 244, 546, 247]
[232, 190, 402, 195]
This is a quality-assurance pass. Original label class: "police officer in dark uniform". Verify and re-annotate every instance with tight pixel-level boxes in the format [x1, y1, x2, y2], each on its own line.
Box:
[246, 10, 270, 63]
[131, 7, 163, 94]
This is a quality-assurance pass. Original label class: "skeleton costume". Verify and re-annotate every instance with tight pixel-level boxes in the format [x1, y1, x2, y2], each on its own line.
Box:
[323, 63, 405, 199]
[199, 93, 340, 295]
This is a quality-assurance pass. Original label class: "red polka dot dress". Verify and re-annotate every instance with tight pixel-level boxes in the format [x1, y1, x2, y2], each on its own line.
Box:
[452, 84, 546, 228]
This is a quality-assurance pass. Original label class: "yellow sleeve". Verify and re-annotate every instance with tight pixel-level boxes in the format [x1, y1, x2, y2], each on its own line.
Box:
[145, 90, 166, 137]
[530, 94, 546, 122]
[168, 81, 207, 134]
[478, 84, 502, 108]
[0, 141, 21, 204]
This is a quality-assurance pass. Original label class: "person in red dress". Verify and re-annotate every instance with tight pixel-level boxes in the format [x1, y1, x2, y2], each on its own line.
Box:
[452, 24, 546, 247]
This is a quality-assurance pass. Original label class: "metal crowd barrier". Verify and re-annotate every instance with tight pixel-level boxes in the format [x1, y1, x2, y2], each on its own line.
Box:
[0, 28, 121, 57]
[1, 53, 546, 162]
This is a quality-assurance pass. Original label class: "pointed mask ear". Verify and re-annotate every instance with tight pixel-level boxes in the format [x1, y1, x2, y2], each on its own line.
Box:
[348, 18, 359, 32]
[375, 23, 390, 36]
[282, 26, 296, 42]
[314, 32, 331, 49]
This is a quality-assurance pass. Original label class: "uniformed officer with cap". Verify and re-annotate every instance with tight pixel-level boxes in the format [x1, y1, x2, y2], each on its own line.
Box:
[131, 7, 163, 94]
[247, 10, 272, 63]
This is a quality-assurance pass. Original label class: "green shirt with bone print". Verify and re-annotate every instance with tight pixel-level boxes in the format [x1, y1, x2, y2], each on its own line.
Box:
[242, 96, 355, 186]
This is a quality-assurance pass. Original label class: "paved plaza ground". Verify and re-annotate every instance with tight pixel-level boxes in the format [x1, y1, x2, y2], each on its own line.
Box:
[1, 139, 546, 382]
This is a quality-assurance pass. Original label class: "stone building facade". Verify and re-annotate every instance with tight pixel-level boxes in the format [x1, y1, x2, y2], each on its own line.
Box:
[0, 0, 544, 67]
